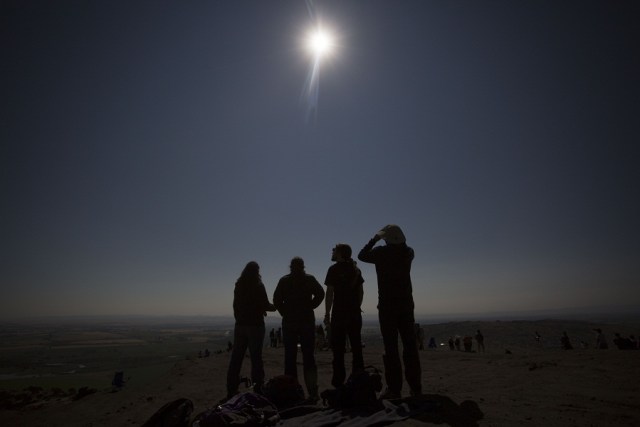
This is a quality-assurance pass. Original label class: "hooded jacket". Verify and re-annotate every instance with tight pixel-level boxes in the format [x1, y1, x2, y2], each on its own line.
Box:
[358, 239, 414, 306]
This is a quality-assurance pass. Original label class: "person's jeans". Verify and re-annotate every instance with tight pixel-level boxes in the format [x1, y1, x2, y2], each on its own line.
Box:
[282, 321, 318, 398]
[226, 324, 265, 395]
[378, 302, 422, 394]
[330, 311, 364, 387]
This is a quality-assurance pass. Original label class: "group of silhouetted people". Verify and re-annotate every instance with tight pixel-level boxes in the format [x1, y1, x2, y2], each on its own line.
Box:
[268, 328, 282, 348]
[445, 330, 485, 352]
[555, 329, 638, 350]
[224, 224, 422, 402]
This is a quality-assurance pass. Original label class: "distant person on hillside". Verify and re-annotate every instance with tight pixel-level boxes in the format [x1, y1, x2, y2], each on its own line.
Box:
[315, 324, 327, 351]
[276, 328, 282, 347]
[594, 328, 608, 349]
[534, 331, 542, 346]
[358, 224, 422, 399]
[455, 336, 461, 351]
[415, 323, 425, 350]
[324, 321, 332, 350]
[428, 337, 437, 349]
[226, 261, 276, 399]
[269, 328, 276, 348]
[448, 337, 455, 351]
[613, 333, 634, 350]
[561, 331, 573, 350]
[463, 336, 473, 352]
[324, 243, 365, 388]
[475, 330, 485, 353]
[273, 257, 325, 402]
[112, 371, 125, 389]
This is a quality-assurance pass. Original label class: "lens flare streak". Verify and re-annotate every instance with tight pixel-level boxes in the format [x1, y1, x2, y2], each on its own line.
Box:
[302, 54, 321, 123]
[301, 0, 333, 124]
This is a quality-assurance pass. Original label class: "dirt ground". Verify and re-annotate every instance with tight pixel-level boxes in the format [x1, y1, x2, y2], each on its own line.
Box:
[2, 339, 639, 427]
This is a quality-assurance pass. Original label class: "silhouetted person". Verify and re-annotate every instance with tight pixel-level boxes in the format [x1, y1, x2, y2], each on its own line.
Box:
[269, 328, 276, 348]
[415, 323, 425, 350]
[273, 257, 325, 401]
[561, 331, 573, 350]
[463, 336, 473, 352]
[594, 328, 608, 349]
[475, 330, 485, 353]
[112, 371, 125, 388]
[324, 243, 365, 388]
[613, 333, 634, 350]
[358, 224, 422, 398]
[315, 324, 326, 351]
[226, 261, 275, 399]
[448, 337, 455, 350]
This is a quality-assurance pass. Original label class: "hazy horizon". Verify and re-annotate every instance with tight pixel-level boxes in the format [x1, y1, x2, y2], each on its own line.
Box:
[2, 304, 638, 325]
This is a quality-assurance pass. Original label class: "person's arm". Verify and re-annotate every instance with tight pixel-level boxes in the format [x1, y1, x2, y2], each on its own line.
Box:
[232, 285, 240, 319]
[324, 286, 334, 325]
[259, 283, 276, 313]
[273, 279, 285, 316]
[309, 276, 325, 309]
[354, 265, 364, 309]
[357, 234, 381, 263]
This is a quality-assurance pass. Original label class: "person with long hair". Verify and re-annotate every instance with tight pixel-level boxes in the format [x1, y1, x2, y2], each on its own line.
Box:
[226, 261, 275, 398]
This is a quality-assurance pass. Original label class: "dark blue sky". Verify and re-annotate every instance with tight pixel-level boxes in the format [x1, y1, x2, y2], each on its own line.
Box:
[2, 1, 639, 319]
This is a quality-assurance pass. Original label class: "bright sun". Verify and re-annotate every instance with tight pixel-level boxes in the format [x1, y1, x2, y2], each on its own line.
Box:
[306, 28, 335, 59]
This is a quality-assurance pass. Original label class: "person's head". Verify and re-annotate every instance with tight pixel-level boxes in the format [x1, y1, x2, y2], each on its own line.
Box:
[240, 261, 260, 280]
[331, 243, 352, 262]
[289, 257, 305, 274]
[376, 224, 406, 244]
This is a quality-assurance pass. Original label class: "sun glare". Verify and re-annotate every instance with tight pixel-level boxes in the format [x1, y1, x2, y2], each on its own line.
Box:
[307, 28, 334, 58]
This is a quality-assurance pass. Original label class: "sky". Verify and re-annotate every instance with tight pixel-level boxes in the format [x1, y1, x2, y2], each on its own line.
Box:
[2, 1, 639, 320]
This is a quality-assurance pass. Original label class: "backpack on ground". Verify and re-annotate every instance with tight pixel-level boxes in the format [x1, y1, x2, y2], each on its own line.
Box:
[320, 366, 383, 409]
[192, 392, 279, 427]
[262, 375, 305, 410]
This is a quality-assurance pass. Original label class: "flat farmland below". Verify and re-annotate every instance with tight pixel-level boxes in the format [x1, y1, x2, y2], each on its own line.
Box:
[0, 319, 235, 392]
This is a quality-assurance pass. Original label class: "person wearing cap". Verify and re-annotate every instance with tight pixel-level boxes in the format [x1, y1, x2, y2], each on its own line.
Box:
[358, 224, 422, 399]
[273, 257, 325, 401]
[324, 243, 365, 388]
